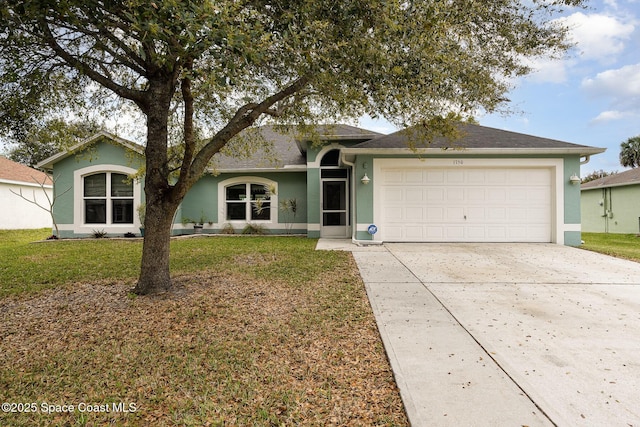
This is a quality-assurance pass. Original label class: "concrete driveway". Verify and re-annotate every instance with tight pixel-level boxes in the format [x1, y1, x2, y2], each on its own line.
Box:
[348, 243, 640, 427]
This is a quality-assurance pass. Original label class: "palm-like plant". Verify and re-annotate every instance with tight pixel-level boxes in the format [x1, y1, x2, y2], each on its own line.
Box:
[620, 136, 640, 168]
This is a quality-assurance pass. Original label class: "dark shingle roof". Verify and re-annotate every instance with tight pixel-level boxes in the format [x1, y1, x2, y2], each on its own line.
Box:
[581, 168, 640, 189]
[212, 124, 380, 171]
[0, 156, 52, 185]
[350, 122, 601, 153]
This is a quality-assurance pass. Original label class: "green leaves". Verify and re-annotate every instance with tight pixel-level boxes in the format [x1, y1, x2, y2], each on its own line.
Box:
[619, 136, 640, 168]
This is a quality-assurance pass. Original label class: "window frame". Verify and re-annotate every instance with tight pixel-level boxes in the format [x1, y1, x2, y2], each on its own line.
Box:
[218, 177, 278, 224]
[73, 165, 142, 233]
[82, 172, 135, 225]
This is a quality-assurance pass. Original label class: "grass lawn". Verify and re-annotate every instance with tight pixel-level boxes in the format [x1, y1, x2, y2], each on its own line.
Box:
[0, 229, 408, 426]
[580, 232, 640, 263]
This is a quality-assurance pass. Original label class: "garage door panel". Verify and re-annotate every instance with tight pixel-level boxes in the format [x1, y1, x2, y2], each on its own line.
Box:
[446, 188, 464, 201]
[487, 188, 507, 202]
[405, 170, 423, 183]
[426, 207, 444, 221]
[383, 170, 403, 183]
[467, 170, 486, 184]
[427, 188, 445, 201]
[467, 207, 487, 221]
[378, 166, 552, 242]
[427, 170, 445, 183]
[467, 188, 486, 201]
[528, 188, 551, 203]
[446, 170, 465, 183]
[467, 226, 486, 240]
[406, 188, 424, 202]
[406, 207, 423, 221]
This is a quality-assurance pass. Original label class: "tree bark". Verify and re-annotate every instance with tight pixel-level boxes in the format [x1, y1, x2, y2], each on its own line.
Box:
[133, 78, 177, 295]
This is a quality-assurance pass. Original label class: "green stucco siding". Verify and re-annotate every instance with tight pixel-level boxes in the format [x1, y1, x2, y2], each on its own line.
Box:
[51, 139, 144, 230]
[179, 171, 307, 234]
[564, 156, 581, 226]
[581, 185, 640, 234]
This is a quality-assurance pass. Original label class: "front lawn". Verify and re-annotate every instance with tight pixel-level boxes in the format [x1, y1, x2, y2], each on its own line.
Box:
[0, 230, 408, 426]
[580, 232, 640, 263]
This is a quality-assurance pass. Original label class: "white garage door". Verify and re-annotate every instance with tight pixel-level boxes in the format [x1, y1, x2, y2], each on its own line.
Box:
[378, 167, 552, 242]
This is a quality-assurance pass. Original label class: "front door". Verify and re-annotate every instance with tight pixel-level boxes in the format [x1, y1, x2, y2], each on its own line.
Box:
[321, 179, 349, 237]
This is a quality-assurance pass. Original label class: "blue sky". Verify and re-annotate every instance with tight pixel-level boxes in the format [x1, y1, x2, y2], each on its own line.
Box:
[363, 0, 640, 177]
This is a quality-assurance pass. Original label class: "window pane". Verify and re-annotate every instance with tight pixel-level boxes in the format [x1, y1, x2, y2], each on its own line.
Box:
[323, 212, 346, 226]
[320, 149, 340, 166]
[111, 173, 133, 197]
[251, 184, 267, 200]
[226, 184, 246, 201]
[112, 199, 134, 224]
[85, 199, 106, 223]
[227, 202, 246, 220]
[84, 173, 106, 197]
[323, 181, 346, 210]
[251, 203, 270, 220]
[321, 169, 348, 178]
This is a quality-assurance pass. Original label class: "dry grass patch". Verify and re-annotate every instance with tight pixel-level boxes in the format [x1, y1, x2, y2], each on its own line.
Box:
[0, 254, 407, 426]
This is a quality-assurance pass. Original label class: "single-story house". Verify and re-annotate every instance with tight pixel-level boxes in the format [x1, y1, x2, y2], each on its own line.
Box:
[36, 123, 604, 245]
[581, 168, 640, 234]
[0, 156, 53, 229]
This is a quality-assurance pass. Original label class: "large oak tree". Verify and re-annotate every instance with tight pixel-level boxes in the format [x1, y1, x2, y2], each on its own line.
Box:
[0, 0, 585, 294]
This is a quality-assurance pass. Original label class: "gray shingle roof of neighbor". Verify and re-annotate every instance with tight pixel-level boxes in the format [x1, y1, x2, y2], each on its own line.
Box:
[348, 122, 604, 155]
[581, 167, 640, 189]
[211, 124, 382, 171]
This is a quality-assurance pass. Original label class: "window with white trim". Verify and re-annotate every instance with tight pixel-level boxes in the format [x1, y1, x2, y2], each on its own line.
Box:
[83, 172, 134, 224]
[225, 183, 271, 221]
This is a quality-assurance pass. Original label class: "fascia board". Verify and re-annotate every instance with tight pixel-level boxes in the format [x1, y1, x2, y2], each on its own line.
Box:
[340, 147, 606, 156]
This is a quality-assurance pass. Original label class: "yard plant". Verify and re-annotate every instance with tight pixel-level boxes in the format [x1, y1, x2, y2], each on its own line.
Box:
[0, 230, 407, 426]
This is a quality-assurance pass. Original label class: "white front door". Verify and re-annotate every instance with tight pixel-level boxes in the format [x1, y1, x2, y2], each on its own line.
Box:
[321, 179, 350, 238]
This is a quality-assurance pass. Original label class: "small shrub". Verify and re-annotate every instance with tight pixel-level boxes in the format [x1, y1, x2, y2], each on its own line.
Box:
[241, 223, 266, 235]
[124, 232, 136, 238]
[221, 223, 235, 234]
[92, 229, 108, 238]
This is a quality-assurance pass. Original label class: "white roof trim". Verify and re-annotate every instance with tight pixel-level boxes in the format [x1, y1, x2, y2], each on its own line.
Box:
[341, 147, 606, 156]
[0, 178, 53, 188]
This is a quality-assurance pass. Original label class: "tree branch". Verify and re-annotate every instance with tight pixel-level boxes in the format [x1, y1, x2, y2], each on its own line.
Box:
[181, 75, 312, 189]
[39, 21, 148, 110]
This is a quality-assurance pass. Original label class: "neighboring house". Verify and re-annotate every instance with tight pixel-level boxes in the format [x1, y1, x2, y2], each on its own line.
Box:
[581, 168, 640, 234]
[0, 156, 53, 229]
[36, 123, 604, 245]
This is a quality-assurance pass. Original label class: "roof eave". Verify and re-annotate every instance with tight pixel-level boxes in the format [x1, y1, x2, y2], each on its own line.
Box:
[0, 178, 53, 188]
[581, 181, 640, 190]
[296, 134, 382, 153]
[341, 147, 606, 156]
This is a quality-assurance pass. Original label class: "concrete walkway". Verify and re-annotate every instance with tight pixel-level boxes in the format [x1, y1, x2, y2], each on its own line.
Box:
[317, 240, 640, 427]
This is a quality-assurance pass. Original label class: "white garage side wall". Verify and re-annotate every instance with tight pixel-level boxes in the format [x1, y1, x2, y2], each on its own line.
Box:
[372, 158, 565, 244]
[0, 180, 53, 229]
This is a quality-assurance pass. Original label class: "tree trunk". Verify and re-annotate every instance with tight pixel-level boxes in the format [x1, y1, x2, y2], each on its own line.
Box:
[134, 198, 177, 294]
[132, 78, 177, 295]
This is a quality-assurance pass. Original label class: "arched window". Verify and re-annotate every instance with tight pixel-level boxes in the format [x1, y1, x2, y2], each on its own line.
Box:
[225, 182, 272, 221]
[83, 172, 134, 224]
